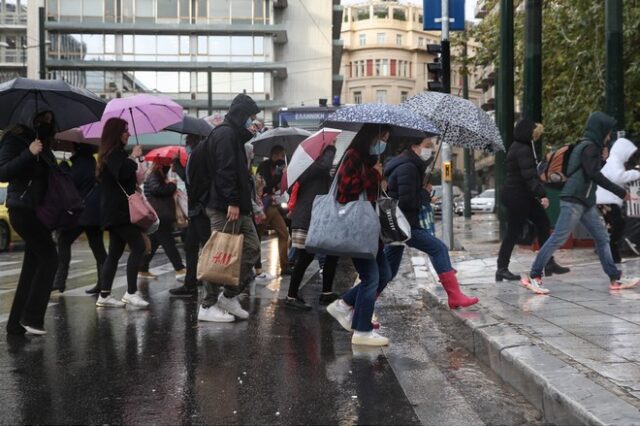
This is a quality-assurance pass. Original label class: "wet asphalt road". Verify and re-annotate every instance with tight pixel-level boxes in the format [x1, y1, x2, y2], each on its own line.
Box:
[0, 235, 544, 425]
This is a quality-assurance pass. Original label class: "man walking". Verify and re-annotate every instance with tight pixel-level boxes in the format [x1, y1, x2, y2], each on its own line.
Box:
[522, 112, 637, 294]
[196, 94, 262, 322]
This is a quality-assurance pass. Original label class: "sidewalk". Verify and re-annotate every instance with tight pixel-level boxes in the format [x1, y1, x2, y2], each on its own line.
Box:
[408, 214, 640, 425]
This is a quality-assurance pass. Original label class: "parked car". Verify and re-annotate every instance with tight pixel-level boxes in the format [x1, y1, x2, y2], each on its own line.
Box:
[0, 182, 21, 251]
[470, 189, 496, 213]
[431, 185, 463, 216]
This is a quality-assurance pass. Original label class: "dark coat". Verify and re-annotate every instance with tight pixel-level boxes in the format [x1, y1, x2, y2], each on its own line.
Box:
[291, 146, 336, 230]
[385, 149, 427, 229]
[99, 147, 138, 229]
[503, 119, 546, 198]
[0, 126, 55, 210]
[185, 144, 208, 217]
[201, 94, 260, 215]
[144, 169, 177, 223]
[257, 159, 284, 195]
[69, 151, 102, 227]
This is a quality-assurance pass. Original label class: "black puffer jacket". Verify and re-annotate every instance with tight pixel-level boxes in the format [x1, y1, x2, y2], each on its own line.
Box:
[290, 146, 336, 230]
[385, 149, 427, 229]
[202, 94, 261, 215]
[503, 119, 546, 198]
[99, 148, 138, 228]
[0, 126, 55, 210]
[69, 148, 102, 227]
[144, 169, 177, 223]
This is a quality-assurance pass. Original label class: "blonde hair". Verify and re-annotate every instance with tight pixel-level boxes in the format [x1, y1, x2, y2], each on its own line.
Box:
[532, 123, 544, 141]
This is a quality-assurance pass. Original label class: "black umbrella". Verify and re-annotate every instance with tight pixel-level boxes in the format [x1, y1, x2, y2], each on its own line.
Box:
[164, 115, 214, 137]
[251, 126, 312, 158]
[0, 77, 106, 132]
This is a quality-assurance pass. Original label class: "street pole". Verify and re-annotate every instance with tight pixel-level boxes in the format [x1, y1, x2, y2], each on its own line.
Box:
[207, 67, 213, 116]
[605, 0, 624, 130]
[462, 41, 472, 219]
[523, 0, 542, 158]
[496, 0, 514, 237]
[38, 7, 46, 79]
[440, 0, 454, 249]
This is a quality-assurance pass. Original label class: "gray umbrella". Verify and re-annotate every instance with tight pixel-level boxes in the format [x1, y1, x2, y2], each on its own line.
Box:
[402, 92, 504, 153]
[0, 77, 106, 131]
[251, 126, 312, 158]
[322, 103, 439, 138]
[164, 115, 214, 137]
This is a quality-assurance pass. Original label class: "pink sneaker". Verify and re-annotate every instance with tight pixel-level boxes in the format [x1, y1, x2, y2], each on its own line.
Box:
[521, 274, 549, 295]
[609, 278, 639, 290]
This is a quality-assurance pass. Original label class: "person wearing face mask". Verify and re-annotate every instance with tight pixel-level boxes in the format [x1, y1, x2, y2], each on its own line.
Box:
[256, 144, 291, 276]
[496, 119, 570, 282]
[382, 137, 479, 310]
[138, 161, 186, 281]
[521, 112, 639, 294]
[0, 108, 59, 335]
[193, 93, 262, 322]
[325, 124, 393, 347]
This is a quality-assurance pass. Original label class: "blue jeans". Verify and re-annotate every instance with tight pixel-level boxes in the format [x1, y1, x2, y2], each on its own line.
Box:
[342, 250, 390, 332]
[384, 228, 454, 282]
[531, 201, 620, 280]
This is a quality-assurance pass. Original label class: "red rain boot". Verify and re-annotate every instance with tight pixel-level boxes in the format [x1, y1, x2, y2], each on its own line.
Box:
[438, 270, 479, 309]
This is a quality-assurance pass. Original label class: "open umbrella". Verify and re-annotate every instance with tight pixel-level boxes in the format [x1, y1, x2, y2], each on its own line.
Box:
[53, 128, 100, 151]
[165, 115, 213, 137]
[322, 103, 439, 139]
[251, 126, 312, 158]
[284, 128, 342, 189]
[0, 77, 106, 131]
[145, 145, 187, 167]
[82, 94, 183, 143]
[403, 92, 504, 153]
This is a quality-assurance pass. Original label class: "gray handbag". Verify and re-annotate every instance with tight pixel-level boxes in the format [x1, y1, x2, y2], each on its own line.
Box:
[305, 174, 380, 260]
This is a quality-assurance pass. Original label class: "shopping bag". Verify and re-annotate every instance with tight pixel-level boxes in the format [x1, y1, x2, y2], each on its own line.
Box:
[306, 176, 380, 259]
[197, 226, 244, 286]
[174, 189, 189, 229]
[418, 203, 436, 237]
[377, 196, 411, 244]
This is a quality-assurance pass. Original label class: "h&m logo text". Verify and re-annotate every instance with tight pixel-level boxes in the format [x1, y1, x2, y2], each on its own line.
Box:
[211, 252, 232, 266]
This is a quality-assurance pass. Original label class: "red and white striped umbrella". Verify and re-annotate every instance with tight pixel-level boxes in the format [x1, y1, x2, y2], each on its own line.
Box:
[284, 128, 341, 190]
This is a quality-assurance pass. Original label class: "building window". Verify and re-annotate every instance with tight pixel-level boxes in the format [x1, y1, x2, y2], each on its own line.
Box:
[376, 90, 387, 104]
[373, 5, 388, 19]
[357, 60, 365, 77]
[396, 34, 402, 46]
[354, 91, 362, 104]
[418, 37, 424, 48]
[366, 59, 373, 76]
[355, 6, 369, 21]
[381, 59, 389, 76]
[377, 33, 385, 44]
[157, 0, 178, 21]
[375, 59, 381, 76]
[393, 8, 406, 21]
[401, 91, 409, 102]
[359, 34, 366, 47]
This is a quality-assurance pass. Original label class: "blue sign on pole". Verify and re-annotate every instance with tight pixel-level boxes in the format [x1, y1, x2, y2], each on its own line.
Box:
[423, 0, 466, 31]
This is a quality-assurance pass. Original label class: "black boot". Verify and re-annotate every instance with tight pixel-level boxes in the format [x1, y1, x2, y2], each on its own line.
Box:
[496, 268, 520, 282]
[169, 284, 198, 297]
[545, 258, 570, 276]
[85, 285, 100, 295]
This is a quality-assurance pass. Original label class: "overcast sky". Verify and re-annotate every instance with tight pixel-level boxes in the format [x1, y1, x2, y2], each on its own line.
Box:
[340, 0, 478, 23]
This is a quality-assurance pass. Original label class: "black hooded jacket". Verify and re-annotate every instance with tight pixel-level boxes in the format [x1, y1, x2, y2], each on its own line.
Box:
[503, 119, 546, 198]
[385, 148, 428, 229]
[195, 94, 260, 215]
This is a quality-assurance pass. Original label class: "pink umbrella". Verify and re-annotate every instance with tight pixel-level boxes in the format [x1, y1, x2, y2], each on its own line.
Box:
[284, 128, 342, 190]
[81, 94, 183, 142]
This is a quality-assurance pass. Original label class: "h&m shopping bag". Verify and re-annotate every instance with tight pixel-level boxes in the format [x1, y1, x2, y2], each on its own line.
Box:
[197, 224, 244, 286]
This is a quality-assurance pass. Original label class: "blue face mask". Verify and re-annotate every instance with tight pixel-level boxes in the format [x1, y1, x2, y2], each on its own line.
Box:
[369, 140, 387, 156]
[186, 145, 192, 155]
[244, 118, 254, 130]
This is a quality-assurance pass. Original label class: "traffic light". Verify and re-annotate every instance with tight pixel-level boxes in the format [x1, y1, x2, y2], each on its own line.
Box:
[426, 44, 443, 92]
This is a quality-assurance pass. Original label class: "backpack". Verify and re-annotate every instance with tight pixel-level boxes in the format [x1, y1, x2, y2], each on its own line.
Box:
[535, 139, 590, 188]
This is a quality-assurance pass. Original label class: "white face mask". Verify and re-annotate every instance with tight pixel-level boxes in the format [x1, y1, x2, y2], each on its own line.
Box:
[419, 148, 433, 161]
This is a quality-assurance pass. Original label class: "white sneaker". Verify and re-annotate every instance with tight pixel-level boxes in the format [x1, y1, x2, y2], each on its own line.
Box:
[520, 274, 550, 295]
[217, 293, 249, 319]
[96, 294, 125, 308]
[121, 291, 150, 308]
[352, 330, 389, 346]
[609, 278, 640, 290]
[197, 305, 234, 322]
[21, 324, 47, 335]
[254, 272, 275, 285]
[327, 299, 353, 331]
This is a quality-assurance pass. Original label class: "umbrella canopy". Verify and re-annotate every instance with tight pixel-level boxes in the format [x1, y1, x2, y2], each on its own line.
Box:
[251, 126, 312, 158]
[403, 92, 504, 153]
[165, 115, 214, 137]
[322, 103, 439, 139]
[53, 128, 100, 151]
[0, 77, 106, 132]
[82, 94, 183, 141]
[145, 145, 187, 167]
[285, 128, 342, 189]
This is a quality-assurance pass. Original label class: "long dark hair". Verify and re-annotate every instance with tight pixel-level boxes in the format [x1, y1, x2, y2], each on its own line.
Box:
[97, 117, 128, 178]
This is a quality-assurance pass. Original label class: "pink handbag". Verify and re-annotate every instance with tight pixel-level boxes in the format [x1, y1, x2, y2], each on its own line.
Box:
[117, 182, 158, 232]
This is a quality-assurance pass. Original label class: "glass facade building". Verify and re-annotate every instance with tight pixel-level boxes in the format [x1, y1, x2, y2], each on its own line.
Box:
[0, 0, 28, 81]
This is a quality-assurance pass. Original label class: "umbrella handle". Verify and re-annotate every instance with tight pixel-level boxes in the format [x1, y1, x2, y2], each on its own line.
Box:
[129, 107, 140, 145]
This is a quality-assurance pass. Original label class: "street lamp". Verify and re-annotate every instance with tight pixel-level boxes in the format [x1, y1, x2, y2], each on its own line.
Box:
[21, 39, 51, 78]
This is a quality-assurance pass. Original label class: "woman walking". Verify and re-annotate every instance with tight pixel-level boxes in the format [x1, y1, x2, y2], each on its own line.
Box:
[326, 124, 392, 347]
[496, 119, 569, 281]
[0, 110, 59, 335]
[138, 161, 186, 281]
[285, 144, 340, 310]
[96, 117, 148, 308]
